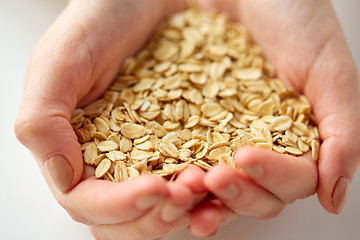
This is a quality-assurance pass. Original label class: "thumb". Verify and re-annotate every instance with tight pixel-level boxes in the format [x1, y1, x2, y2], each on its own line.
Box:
[15, 107, 82, 193]
[317, 113, 360, 214]
[13, 10, 94, 193]
[14, 0, 123, 193]
[15, 55, 84, 192]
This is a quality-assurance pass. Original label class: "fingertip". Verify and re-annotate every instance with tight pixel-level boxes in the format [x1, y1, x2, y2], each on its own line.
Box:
[167, 182, 194, 207]
[332, 176, 351, 214]
[234, 147, 266, 166]
[176, 165, 209, 208]
[317, 138, 358, 214]
[44, 154, 77, 192]
[233, 147, 270, 179]
[318, 175, 351, 215]
[204, 165, 243, 202]
[159, 183, 193, 223]
[204, 165, 238, 191]
[188, 201, 223, 238]
[136, 174, 168, 191]
[176, 164, 207, 194]
[126, 175, 169, 201]
[129, 176, 169, 212]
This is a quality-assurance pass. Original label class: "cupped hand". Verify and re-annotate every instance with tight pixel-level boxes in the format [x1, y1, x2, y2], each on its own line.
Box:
[14, 0, 204, 239]
[15, 0, 360, 239]
[186, 0, 360, 237]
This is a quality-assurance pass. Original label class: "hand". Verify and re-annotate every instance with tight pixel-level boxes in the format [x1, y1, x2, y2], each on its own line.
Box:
[14, 0, 201, 239]
[184, 0, 360, 237]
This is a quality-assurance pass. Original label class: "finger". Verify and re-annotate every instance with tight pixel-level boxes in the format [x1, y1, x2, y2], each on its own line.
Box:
[204, 164, 285, 219]
[317, 127, 360, 214]
[234, 147, 318, 202]
[91, 182, 193, 240]
[176, 165, 207, 194]
[15, 20, 88, 191]
[63, 175, 168, 225]
[176, 164, 208, 208]
[306, 26, 360, 214]
[188, 199, 236, 238]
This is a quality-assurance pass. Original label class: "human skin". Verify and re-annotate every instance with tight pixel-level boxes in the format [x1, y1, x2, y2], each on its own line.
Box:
[15, 1, 206, 239]
[186, 0, 360, 236]
[14, 0, 360, 239]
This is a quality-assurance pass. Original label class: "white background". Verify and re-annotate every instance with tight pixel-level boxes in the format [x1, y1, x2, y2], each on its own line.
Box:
[1, 0, 359, 239]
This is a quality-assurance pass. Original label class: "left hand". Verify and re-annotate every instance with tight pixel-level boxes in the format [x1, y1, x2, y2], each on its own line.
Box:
[15, 1, 203, 239]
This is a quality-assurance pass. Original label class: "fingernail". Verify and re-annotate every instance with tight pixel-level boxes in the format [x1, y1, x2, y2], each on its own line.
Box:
[242, 165, 264, 178]
[161, 203, 187, 223]
[44, 155, 73, 192]
[214, 184, 239, 200]
[332, 176, 350, 214]
[136, 195, 163, 210]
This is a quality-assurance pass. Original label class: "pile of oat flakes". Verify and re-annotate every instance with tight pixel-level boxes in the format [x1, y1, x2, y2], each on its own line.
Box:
[71, 8, 319, 182]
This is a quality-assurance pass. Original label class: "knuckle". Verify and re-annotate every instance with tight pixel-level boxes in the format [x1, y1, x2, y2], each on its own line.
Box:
[14, 113, 41, 146]
[15, 108, 73, 151]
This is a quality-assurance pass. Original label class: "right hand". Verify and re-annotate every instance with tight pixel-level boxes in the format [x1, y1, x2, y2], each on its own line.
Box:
[186, 0, 360, 237]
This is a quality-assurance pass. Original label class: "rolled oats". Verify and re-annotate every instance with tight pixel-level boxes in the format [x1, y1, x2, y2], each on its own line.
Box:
[95, 158, 111, 178]
[72, 8, 320, 182]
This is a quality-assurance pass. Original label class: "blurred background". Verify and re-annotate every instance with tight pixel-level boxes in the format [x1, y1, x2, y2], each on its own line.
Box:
[1, 0, 359, 239]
